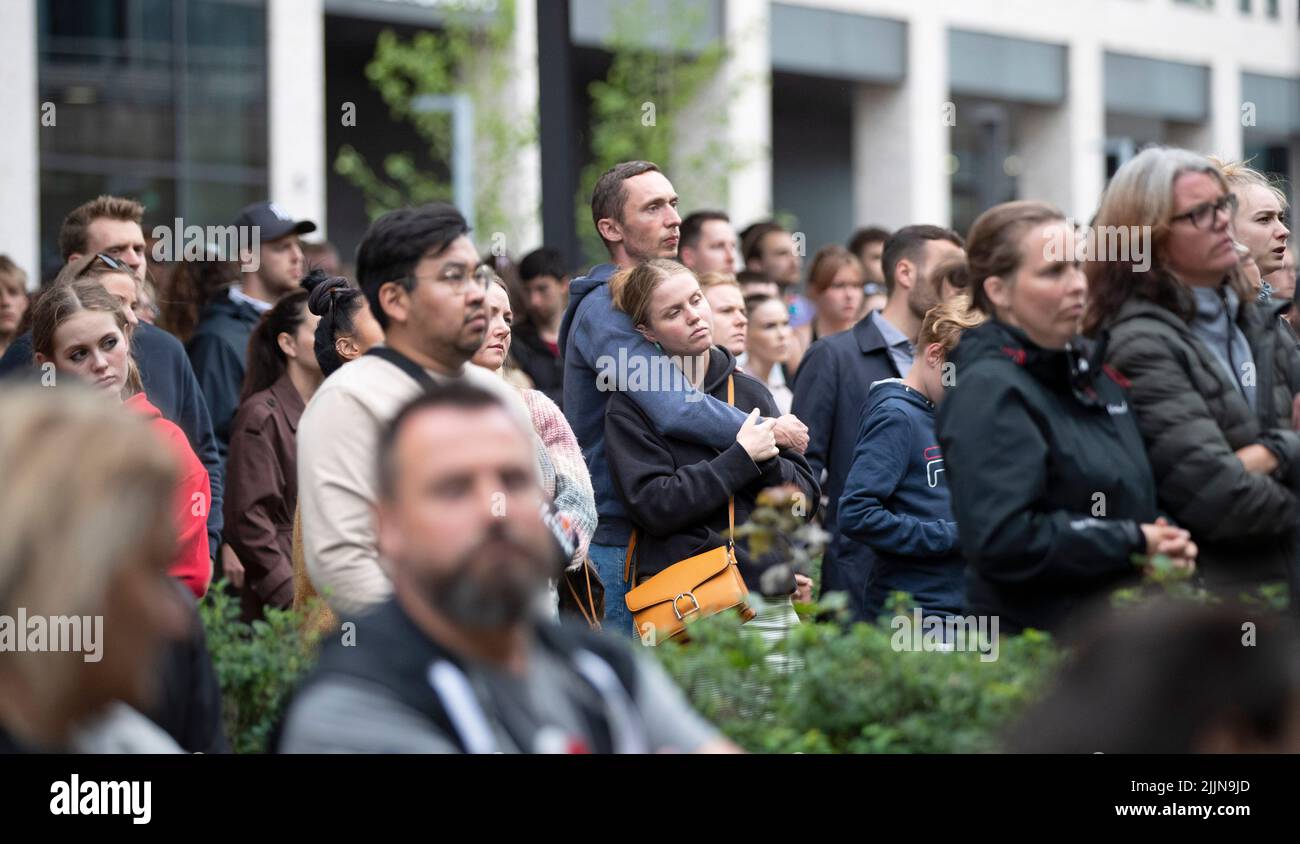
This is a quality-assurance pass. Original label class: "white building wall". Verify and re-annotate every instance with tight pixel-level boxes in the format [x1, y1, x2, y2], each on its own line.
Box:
[268, 0, 327, 234]
[1, 0, 39, 286]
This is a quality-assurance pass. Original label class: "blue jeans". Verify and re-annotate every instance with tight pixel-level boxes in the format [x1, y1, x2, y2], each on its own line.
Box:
[589, 542, 634, 638]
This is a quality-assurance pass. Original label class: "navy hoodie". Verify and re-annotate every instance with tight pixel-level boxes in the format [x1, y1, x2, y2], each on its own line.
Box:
[187, 293, 263, 463]
[558, 264, 753, 545]
[838, 379, 962, 618]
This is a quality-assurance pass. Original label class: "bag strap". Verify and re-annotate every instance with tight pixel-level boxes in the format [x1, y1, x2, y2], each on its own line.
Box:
[365, 346, 440, 392]
[624, 372, 740, 584]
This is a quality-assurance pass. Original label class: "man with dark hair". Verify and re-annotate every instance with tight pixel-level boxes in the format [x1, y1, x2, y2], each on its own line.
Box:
[792, 224, 964, 621]
[848, 225, 891, 311]
[281, 384, 735, 754]
[298, 202, 531, 617]
[741, 221, 801, 290]
[678, 210, 738, 274]
[187, 200, 315, 462]
[512, 246, 570, 406]
[737, 269, 780, 300]
[559, 161, 808, 635]
[0, 195, 225, 564]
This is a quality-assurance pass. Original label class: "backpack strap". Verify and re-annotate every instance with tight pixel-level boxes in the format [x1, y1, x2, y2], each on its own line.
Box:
[365, 346, 439, 392]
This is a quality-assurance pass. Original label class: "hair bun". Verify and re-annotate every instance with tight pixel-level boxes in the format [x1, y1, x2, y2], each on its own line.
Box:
[303, 269, 349, 316]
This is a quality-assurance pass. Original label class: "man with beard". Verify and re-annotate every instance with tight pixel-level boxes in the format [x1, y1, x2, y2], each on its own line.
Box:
[280, 385, 737, 754]
[297, 203, 530, 618]
[791, 225, 964, 622]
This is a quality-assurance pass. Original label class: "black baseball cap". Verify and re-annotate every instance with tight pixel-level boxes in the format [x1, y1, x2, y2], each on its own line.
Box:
[233, 201, 317, 242]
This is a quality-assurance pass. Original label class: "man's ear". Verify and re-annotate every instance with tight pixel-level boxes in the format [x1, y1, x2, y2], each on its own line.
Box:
[377, 281, 408, 327]
[374, 502, 403, 565]
[67, 252, 84, 266]
[894, 258, 916, 293]
[596, 217, 623, 245]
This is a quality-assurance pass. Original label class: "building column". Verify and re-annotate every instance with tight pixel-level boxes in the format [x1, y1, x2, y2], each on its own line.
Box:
[1208, 54, 1244, 162]
[268, 0, 327, 234]
[0, 0, 39, 286]
[724, 0, 772, 224]
[1018, 36, 1106, 223]
[507, 0, 542, 252]
[852, 13, 949, 229]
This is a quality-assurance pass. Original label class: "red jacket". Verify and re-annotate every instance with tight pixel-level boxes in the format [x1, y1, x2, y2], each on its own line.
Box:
[127, 392, 212, 598]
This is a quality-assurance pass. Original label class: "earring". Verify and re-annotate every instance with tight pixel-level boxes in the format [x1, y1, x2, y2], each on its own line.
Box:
[654, 341, 663, 353]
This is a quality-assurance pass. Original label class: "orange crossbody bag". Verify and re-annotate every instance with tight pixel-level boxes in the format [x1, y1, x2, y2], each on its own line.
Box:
[622, 374, 756, 645]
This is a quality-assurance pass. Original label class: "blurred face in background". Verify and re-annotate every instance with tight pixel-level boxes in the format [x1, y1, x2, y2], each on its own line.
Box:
[471, 283, 513, 372]
[856, 240, 886, 285]
[98, 271, 140, 330]
[1233, 184, 1290, 276]
[256, 235, 306, 299]
[814, 261, 864, 329]
[0, 274, 28, 341]
[703, 283, 748, 356]
[684, 220, 739, 275]
[523, 273, 568, 327]
[80, 218, 148, 280]
[746, 298, 792, 366]
[752, 231, 802, 288]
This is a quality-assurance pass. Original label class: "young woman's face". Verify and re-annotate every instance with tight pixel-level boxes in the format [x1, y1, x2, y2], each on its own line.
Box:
[1233, 183, 1291, 276]
[816, 262, 864, 326]
[45, 311, 130, 396]
[746, 299, 791, 364]
[704, 284, 748, 357]
[471, 283, 513, 371]
[1163, 171, 1240, 286]
[0, 275, 28, 337]
[985, 221, 1087, 350]
[641, 271, 712, 357]
[281, 307, 322, 375]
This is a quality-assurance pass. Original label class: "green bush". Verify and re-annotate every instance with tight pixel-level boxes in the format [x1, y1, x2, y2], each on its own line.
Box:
[199, 584, 323, 755]
[652, 602, 1061, 754]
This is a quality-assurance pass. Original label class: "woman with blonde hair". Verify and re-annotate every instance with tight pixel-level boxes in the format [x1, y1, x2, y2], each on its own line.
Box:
[0, 256, 29, 357]
[0, 387, 191, 751]
[838, 296, 985, 621]
[603, 259, 819, 638]
[1210, 157, 1291, 291]
[32, 271, 212, 599]
[1087, 146, 1297, 602]
[937, 200, 1193, 635]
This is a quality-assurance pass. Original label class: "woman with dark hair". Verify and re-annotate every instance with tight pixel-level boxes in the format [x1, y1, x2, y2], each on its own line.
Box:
[936, 201, 1195, 635]
[304, 270, 384, 377]
[1086, 147, 1300, 603]
[223, 288, 320, 619]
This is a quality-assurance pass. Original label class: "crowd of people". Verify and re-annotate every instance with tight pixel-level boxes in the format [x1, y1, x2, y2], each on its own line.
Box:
[1, 144, 1299, 754]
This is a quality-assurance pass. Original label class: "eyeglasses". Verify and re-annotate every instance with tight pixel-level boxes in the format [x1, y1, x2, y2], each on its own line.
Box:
[402, 264, 493, 294]
[1170, 193, 1238, 230]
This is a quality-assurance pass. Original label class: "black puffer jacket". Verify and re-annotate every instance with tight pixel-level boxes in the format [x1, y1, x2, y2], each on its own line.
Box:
[937, 319, 1156, 633]
[1105, 292, 1300, 595]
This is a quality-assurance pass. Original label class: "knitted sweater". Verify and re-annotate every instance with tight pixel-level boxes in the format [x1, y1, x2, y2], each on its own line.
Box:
[522, 387, 596, 569]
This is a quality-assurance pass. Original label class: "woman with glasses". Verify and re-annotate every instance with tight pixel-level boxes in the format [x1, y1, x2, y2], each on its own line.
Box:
[1086, 147, 1299, 604]
[937, 201, 1195, 635]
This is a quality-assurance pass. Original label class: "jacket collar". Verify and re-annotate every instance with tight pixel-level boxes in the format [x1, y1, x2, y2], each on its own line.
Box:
[269, 371, 306, 433]
[852, 312, 890, 356]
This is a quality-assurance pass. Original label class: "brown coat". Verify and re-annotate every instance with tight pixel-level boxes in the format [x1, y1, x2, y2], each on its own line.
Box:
[224, 373, 304, 619]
